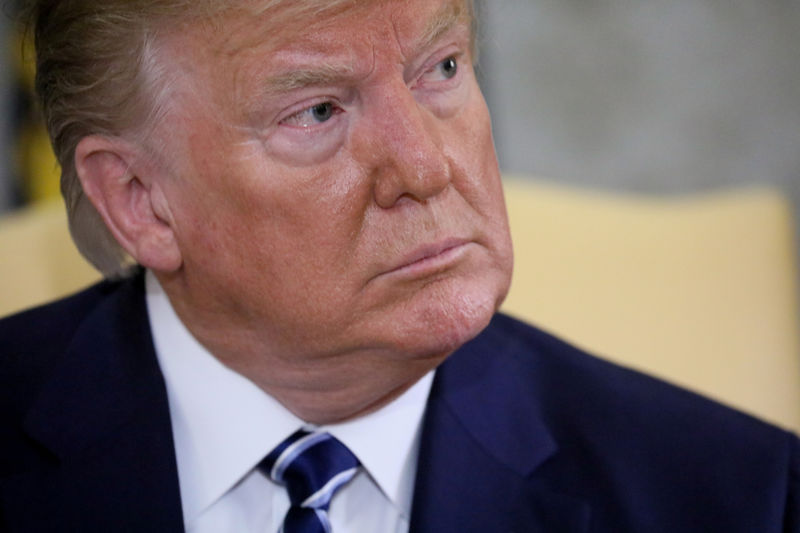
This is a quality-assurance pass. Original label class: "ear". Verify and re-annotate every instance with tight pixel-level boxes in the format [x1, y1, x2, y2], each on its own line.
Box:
[74, 135, 183, 273]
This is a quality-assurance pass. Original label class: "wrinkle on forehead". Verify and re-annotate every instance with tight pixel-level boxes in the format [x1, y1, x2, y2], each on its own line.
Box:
[198, 0, 471, 57]
[211, 0, 365, 57]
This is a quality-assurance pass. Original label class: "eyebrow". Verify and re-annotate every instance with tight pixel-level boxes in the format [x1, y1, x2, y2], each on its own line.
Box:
[416, 0, 472, 57]
[260, 0, 472, 96]
[263, 63, 359, 96]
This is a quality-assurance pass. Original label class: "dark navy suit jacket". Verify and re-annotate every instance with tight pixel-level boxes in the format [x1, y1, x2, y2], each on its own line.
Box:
[2, 274, 798, 532]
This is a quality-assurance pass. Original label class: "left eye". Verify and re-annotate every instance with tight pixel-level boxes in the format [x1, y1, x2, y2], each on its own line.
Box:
[282, 102, 338, 128]
[438, 56, 458, 79]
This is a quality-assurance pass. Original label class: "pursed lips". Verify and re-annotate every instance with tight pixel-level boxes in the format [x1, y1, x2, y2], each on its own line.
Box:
[381, 238, 472, 279]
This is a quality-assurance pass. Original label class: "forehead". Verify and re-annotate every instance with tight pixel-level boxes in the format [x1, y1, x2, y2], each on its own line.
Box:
[193, 0, 472, 58]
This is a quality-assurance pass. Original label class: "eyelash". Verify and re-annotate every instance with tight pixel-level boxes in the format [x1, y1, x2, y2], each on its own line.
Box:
[281, 101, 342, 129]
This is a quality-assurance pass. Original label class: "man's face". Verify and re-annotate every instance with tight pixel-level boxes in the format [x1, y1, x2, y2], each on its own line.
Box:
[155, 0, 513, 368]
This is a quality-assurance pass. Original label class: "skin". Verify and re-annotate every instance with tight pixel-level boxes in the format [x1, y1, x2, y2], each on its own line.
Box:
[75, 0, 513, 424]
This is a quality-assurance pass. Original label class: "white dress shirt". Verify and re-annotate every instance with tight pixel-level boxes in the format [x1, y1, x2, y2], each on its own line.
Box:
[145, 271, 433, 533]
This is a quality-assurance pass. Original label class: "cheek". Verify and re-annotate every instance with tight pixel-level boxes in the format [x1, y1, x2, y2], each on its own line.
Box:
[182, 153, 370, 292]
[446, 95, 513, 278]
[446, 97, 506, 215]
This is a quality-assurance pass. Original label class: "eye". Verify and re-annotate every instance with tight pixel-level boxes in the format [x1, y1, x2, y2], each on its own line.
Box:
[419, 55, 461, 86]
[282, 101, 339, 128]
[439, 56, 458, 79]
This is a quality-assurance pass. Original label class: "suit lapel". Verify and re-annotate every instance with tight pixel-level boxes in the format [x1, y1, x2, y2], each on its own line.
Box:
[3, 275, 184, 532]
[409, 317, 591, 533]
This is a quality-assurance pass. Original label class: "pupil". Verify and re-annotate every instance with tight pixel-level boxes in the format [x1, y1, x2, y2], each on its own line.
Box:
[312, 103, 333, 122]
[442, 57, 457, 78]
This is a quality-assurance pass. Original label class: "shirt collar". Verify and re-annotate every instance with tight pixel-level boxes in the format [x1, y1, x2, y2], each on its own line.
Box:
[145, 271, 432, 525]
[323, 371, 433, 521]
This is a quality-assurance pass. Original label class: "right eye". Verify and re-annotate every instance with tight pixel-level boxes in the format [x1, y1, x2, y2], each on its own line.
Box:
[281, 102, 340, 128]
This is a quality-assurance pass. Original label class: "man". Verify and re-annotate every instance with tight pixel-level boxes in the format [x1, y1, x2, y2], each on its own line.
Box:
[1, 0, 797, 531]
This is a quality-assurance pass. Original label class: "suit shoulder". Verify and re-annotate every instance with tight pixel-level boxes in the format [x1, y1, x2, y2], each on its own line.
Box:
[483, 314, 800, 528]
[0, 279, 120, 353]
[0, 276, 137, 407]
[486, 313, 796, 453]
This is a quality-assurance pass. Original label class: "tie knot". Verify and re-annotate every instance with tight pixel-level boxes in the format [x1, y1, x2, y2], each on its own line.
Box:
[260, 429, 360, 511]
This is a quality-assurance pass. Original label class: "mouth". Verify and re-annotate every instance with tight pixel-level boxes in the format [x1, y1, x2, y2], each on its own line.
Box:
[381, 238, 473, 280]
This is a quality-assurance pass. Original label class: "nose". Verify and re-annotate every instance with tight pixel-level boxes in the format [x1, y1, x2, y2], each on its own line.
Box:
[362, 83, 452, 208]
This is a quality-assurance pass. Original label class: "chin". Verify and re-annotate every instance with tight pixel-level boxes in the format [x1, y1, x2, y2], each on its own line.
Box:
[391, 275, 506, 360]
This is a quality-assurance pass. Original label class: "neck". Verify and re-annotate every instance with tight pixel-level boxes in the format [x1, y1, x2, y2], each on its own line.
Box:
[153, 271, 447, 424]
[214, 345, 441, 424]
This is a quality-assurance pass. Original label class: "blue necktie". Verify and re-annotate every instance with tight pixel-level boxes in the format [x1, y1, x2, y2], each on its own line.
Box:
[260, 429, 361, 533]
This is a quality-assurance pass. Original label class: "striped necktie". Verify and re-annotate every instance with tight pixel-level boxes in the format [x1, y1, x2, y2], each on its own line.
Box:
[260, 429, 361, 533]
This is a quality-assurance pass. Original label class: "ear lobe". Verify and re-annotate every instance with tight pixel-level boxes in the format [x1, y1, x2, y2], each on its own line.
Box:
[74, 135, 183, 273]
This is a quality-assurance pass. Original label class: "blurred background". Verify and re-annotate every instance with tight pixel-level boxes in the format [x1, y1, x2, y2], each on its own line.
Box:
[477, 0, 799, 242]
